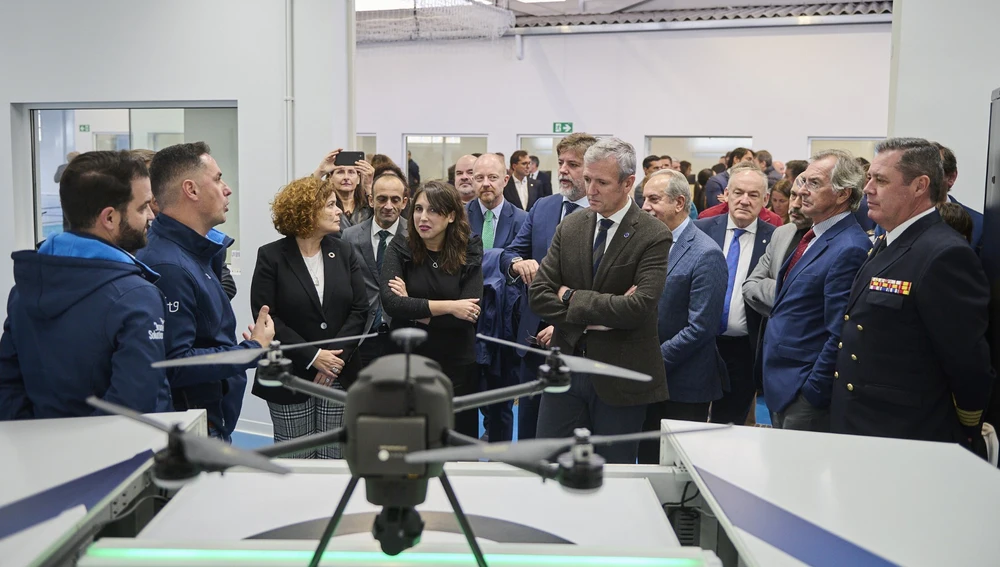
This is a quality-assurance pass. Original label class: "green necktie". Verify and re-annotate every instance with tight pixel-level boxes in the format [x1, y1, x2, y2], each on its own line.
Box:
[483, 209, 496, 249]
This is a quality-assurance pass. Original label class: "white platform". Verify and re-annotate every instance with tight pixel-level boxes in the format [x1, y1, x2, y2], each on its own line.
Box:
[139, 460, 679, 548]
[0, 410, 206, 567]
[662, 420, 1000, 567]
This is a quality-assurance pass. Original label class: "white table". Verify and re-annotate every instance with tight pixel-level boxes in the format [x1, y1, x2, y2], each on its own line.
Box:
[139, 460, 678, 547]
[661, 420, 1000, 567]
[0, 410, 205, 567]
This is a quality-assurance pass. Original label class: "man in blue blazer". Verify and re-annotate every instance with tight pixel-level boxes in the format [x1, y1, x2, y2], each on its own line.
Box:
[762, 151, 871, 430]
[467, 153, 527, 441]
[637, 170, 728, 463]
[693, 162, 775, 425]
[500, 133, 597, 439]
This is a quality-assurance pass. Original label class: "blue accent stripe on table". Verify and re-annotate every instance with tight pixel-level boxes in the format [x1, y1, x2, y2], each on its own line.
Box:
[0, 450, 153, 539]
[694, 466, 898, 567]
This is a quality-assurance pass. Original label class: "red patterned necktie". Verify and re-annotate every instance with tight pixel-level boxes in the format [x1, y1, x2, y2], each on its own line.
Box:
[783, 228, 816, 279]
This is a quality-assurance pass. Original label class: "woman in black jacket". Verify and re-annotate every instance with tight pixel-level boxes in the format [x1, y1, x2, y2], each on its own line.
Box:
[251, 176, 369, 458]
[380, 180, 484, 438]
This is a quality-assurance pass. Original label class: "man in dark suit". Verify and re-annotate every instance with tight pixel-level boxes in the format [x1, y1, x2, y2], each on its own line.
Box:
[504, 150, 547, 210]
[935, 142, 984, 253]
[762, 151, 871, 431]
[528, 155, 552, 198]
[832, 138, 993, 451]
[637, 169, 728, 463]
[342, 171, 409, 366]
[467, 153, 527, 442]
[529, 137, 672, 463]
[501, 133, 597, 440]
[694, 162, 776, 426]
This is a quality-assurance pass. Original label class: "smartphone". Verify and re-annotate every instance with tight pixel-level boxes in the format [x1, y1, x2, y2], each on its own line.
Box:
[334, 151, 365, 167]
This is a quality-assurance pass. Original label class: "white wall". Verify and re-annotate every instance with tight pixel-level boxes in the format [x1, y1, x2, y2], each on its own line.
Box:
[0, 0, 353, 436]
[357, 24, 892, 171]
[889, 0, 1000, 211]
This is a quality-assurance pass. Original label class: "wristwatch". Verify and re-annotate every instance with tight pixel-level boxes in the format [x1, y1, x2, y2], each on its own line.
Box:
[561, 288, 575, 304]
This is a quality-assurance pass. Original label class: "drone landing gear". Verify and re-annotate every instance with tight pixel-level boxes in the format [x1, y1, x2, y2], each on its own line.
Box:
[308, 476, 360, 567]
[306, 472, 488, 567]
[439, 471, 488, 567]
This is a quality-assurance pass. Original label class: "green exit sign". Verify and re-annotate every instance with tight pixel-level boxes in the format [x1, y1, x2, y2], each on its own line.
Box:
[79, 124, 90, 132]
[553, 122, 573, 134]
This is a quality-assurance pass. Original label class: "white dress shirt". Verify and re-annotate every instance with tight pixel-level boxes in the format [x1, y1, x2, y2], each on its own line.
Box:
[722, 217, 758, 336]
[513, 174, 529, 208]
[593, 198, 632, 250]
[560, 195, 589, 221]
[370, 217, 401, 261]
[805, 211, 850, 253]
[886, 206, 936, 247]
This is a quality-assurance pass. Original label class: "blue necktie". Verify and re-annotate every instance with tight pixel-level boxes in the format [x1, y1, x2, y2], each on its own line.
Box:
[372, 230, 391, 328]
[719, 228, 747, 334]
[562, 201, 580, 220]
[592, 218, 615, 277]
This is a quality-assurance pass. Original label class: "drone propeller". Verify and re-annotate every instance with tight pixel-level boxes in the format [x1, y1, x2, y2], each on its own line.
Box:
[405, 424, 730, 465]
[475, 334, 651, 383]
[152, 332, 378, 368]
[87, 397, 289, 475]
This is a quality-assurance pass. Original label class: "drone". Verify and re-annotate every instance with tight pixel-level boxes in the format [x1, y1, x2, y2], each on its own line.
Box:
[89, 329, 727, 567]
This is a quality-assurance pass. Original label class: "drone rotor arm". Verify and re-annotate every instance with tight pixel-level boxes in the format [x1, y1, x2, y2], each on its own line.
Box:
[451, 379, 546, 413]
[275, 372, 348, 405]
[257, 427, 346, 459]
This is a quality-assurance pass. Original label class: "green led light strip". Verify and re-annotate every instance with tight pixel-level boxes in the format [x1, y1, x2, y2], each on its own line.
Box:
[85, 548, 703, 566]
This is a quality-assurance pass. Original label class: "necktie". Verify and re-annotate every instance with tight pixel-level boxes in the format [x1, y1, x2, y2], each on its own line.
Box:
[373, 230, 391, 327]
[719, 228, 748, 334]
[562, 201, 580, 220]
[782, 228, 816, 280]
[482, 209, 496, 249]
[592, 218, 615, 277]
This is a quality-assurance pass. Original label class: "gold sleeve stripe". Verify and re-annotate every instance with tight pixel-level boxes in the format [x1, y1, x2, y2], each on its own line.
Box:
[953, 394, 984, 426]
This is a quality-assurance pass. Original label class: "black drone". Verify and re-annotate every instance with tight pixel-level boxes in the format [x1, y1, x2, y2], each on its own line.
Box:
[89, 329, 725, 567]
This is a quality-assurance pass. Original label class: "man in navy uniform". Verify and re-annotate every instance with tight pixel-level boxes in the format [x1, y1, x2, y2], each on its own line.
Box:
[832, 138, 993, 451]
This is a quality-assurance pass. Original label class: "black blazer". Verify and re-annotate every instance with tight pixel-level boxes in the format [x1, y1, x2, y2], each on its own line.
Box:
[250, 236, 369, 404]
[534, 171, 553, 198]
[503, 175, 548, 210]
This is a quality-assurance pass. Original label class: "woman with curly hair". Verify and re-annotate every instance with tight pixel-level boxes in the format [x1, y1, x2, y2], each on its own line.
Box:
[380, 180, 484, 438]
[250, 176, 369, 457]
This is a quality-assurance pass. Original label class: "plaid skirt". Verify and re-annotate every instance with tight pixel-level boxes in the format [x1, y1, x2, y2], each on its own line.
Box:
[267, 380, 345, 459]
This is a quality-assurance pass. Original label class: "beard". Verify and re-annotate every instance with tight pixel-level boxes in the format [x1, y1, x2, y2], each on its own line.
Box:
[117, 217, 148, 253]
[558, 175, 586, 201]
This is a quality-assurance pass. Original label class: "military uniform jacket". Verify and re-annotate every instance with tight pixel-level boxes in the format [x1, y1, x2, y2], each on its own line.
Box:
[831, 210, 993, 444]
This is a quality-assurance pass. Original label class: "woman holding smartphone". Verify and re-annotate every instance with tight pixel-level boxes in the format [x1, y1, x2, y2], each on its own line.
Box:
[251, 176, 369, 457]
[380, 181, 484, 438]
[313, 149, 375, 230]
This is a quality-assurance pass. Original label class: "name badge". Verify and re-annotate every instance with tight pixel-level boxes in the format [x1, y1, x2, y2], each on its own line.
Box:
[870, 277, 911, 295]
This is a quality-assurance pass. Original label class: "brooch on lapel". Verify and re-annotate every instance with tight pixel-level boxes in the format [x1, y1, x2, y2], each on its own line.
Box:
[870, 277, 911, 295]
[328, 252, 336, 258]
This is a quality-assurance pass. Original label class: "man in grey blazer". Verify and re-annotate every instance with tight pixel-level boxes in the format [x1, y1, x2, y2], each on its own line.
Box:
[637, 170, 728, 463]
[528, 138, 672, 464]
[342, 171, 409, 366]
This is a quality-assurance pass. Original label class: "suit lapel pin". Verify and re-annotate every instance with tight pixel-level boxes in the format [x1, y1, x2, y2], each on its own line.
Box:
[623, 232, 630, 239]
[328, 252, 336, 258]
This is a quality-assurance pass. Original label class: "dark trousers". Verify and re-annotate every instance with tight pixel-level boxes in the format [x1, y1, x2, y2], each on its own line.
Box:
[479, 365, 514, 442]
[536, 373, 647, 464]
[637, 400, 711, 464]
[771, 393, 830, 432]
[710, 335, 756, 425]
[443, 361, 479, 440]
[516, 352, 545, 440]
[357, 329, 389, 369]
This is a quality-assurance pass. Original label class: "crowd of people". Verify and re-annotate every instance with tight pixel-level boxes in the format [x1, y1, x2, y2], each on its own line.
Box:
[0, 134, 993, 465]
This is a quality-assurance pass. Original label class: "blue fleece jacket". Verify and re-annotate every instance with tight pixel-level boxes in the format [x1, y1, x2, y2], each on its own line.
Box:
[136, 214, 257, 440]
[0, 232, 171, 420]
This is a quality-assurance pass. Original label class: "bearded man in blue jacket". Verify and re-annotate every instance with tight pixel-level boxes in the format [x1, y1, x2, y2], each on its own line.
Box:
[137, 142, 274, 441]
[0, 151, 172, 419]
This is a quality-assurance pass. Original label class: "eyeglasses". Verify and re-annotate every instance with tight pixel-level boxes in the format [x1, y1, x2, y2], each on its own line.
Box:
[473, 174, 502, 183]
